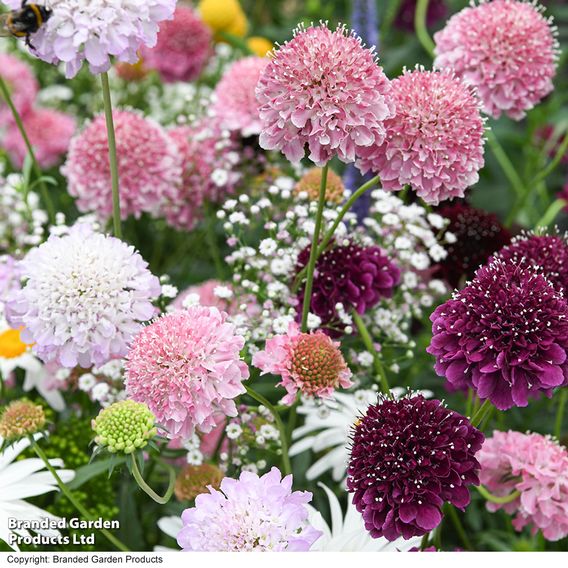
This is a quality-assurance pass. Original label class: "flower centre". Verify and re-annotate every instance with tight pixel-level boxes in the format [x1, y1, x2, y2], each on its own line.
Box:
[0, 328, 29, 359]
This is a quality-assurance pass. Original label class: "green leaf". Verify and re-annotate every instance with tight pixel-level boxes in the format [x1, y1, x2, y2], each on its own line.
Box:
[68, 457, 125, 490]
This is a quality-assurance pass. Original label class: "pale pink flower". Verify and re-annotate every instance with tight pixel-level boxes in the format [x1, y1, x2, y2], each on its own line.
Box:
[0, 53, 38, 127]
[434, 0, 559, 120]
[256, 23, 394, 166]
[125, 306, 249, 440]
[252, 322, 353, 405]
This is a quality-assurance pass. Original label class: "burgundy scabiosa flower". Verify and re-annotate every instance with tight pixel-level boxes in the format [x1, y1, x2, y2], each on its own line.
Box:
[434, 0, 559, 120]
[347, 394, 484, 540]
[256, 23, 394, 166]
[427, 259, 568, 410]
[494, 232, 568, 295]
[140, 6, 212, 83]
[437, 202, 511, 288]
[356, 68, 485, 205]
[295, 240, 400, 333]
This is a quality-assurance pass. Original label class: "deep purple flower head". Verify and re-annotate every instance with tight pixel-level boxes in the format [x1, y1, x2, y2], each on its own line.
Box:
[295, 240, 400, 334]
[494, 232, 568, 295]
[437, 202, 511, 288]
[347, 395, 484, 541]
[428, 260, 568, 410]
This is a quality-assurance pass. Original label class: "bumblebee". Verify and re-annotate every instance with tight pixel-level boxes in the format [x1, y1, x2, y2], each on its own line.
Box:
[0, 1, 52, 47]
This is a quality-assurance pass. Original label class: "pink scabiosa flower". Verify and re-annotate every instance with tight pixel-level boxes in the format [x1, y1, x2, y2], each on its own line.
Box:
[4, 0, 177, 78]
[177, 467, 321, 551]
[494, 232, 568, 295]
[427, 259, 568, 410]
[62, 110, 182, 221]
[433, 0, 559, 120]
[3, 108, 76, 169]
[124, 306, 249, 440]
[5, 223, 161, 368]
[356, 68, 485, 205]
[213, 56, 268, 137]
[347, 394, 484, 540]
[478, 430, 568, 541]
[256, 23, 394, 166]
[0, 53, 38, 127]
[295, 240, 400, 334]
[140, 6, 212, 83]
[252, 322, 353, 405]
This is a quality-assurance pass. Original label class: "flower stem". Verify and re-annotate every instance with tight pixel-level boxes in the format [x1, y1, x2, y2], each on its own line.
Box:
[204, 201, 226, 280]
[533, 132, 568, 185]
[555, 388, 567, 440]
[419, 532, 431, 550]
[445, 503, 472, 550]
[100, 72, 122, 239]
[476, 485, 521, 505]
[352, 311, 391, 396]
[0, 76, 55, 224]
[130, 454, 175, 504]
[414, 0, 435, 57]
[534, 198, 566, 229]
[470, 399, 492, 428]
[300, 164, 329, 332]
[31, 439, 130, 552]
[486, 129, 526, 200]
[244, 384, 292, 475]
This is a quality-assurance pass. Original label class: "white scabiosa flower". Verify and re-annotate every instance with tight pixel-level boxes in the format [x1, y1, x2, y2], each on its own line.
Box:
[155, 516, 182, 551]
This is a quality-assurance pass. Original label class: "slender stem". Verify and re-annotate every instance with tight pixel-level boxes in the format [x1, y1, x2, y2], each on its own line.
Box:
[445, 504, 472, 550]
[245, 385, 291, 475]
[300, 165, 329, 332]
[352, 311, 391, 396]
[293, 175, 379, 293]
[204, 201, 225, 279]
[414, 0, 435, 57]
[555, 388, 567, 440]
[476, 485, 521, 505]
[470, 399, 492, 428]
[0, 76, 55, 224]
[419, 532, 431, 551]
[533, 132, 568, 184]
[130, 454, 175, 505]
[31, 439, 129, 552]
[534, 199, 566, 229]
[486, 129, 526, 200]
[100, 72, 122, 239]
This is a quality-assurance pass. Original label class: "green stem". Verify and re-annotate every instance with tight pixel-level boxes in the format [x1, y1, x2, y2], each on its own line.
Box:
[300, 165, 329, 332]
[204, 201, 226, 279]
[0, 76, 55, 224]
[470, 399, 492, 428]
[555, 388, 567, 440]
[352, 311, 391, 396]
[100, 72, 122, 239]
[293, 175, 379, 293]
[487, 129, 526, 200]
[533, 132, 568, 185]
[31, 439, 129, 552]
[130, 454, 175, 505]
[534, 199, 566, 229]
[245, 385, 291, 475]
[445, 504, 472, 550]
[419, 532, 431, 551]
[414, 0, 435, 57]
[476, 485, 521, 505]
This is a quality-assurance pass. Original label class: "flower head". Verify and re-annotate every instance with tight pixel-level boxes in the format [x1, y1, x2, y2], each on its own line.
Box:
[63, 110, 182, 220]
[478, 430, 568, 541]
[347, 394, 484, 540]
[295, 240, 400, 333]
[213, 56, 268, 137]
[197, 0, 247, 38]
[10, 0, 177, 78]
[256, 23, 394, 166]
[0, 400, 46, 441]
[92, 399, 156, 454]
[294, 168, 345, 204]
[253, 322, 353, 404]
[0, 53, 37, 128]
[428, 259, 568, 410]
[247, 36, 273, 57]
[140, 6, 212, 83]
[437, 202, 511, 288]
[125, 306, 249, 439]
[434, 0, 559, 120]
[356, 68, 485, 205]
[177, 467, 321, 551]
[5, 224, 161, 368]
[4, 108, 75, 169]
[175, 463, 224, 501]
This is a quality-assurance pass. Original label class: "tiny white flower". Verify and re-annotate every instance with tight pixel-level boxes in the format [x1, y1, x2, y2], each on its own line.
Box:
[213, 285, 233, 299]
[91, 382, 110, 401]
[259, 238, 278, 256]
[226, 423, 243, 440]
[78, 373, 96, 392]
[161, 284, 178, 298]
[182, 293, 201, 308]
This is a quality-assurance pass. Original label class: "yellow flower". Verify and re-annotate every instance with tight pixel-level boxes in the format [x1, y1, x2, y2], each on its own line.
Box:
[198, 0, 245, 35]
[0, 328, 29, 359]
[224, 8, 248, 38]
[247, 36, 273, 57]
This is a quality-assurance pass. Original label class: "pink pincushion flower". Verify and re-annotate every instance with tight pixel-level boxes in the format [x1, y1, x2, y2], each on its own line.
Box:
[177, 467, 322, 551]
[256, 23, 395, 166]
[252, 322, 353, 405]
[478, 430, 568, 541]
[62, 110, 182, 220]
[434, 0, 559, 120]
[140, 6, 212, 83]
[125, 306, 249, 439]
[0, 53, 38, 128]
[213, 56, 268, 137]
[3, 108, 75, 169]
[356, 68, 485, 205]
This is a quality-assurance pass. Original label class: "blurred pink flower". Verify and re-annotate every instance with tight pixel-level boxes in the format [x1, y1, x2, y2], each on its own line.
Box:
[0, 53, 38, 127]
